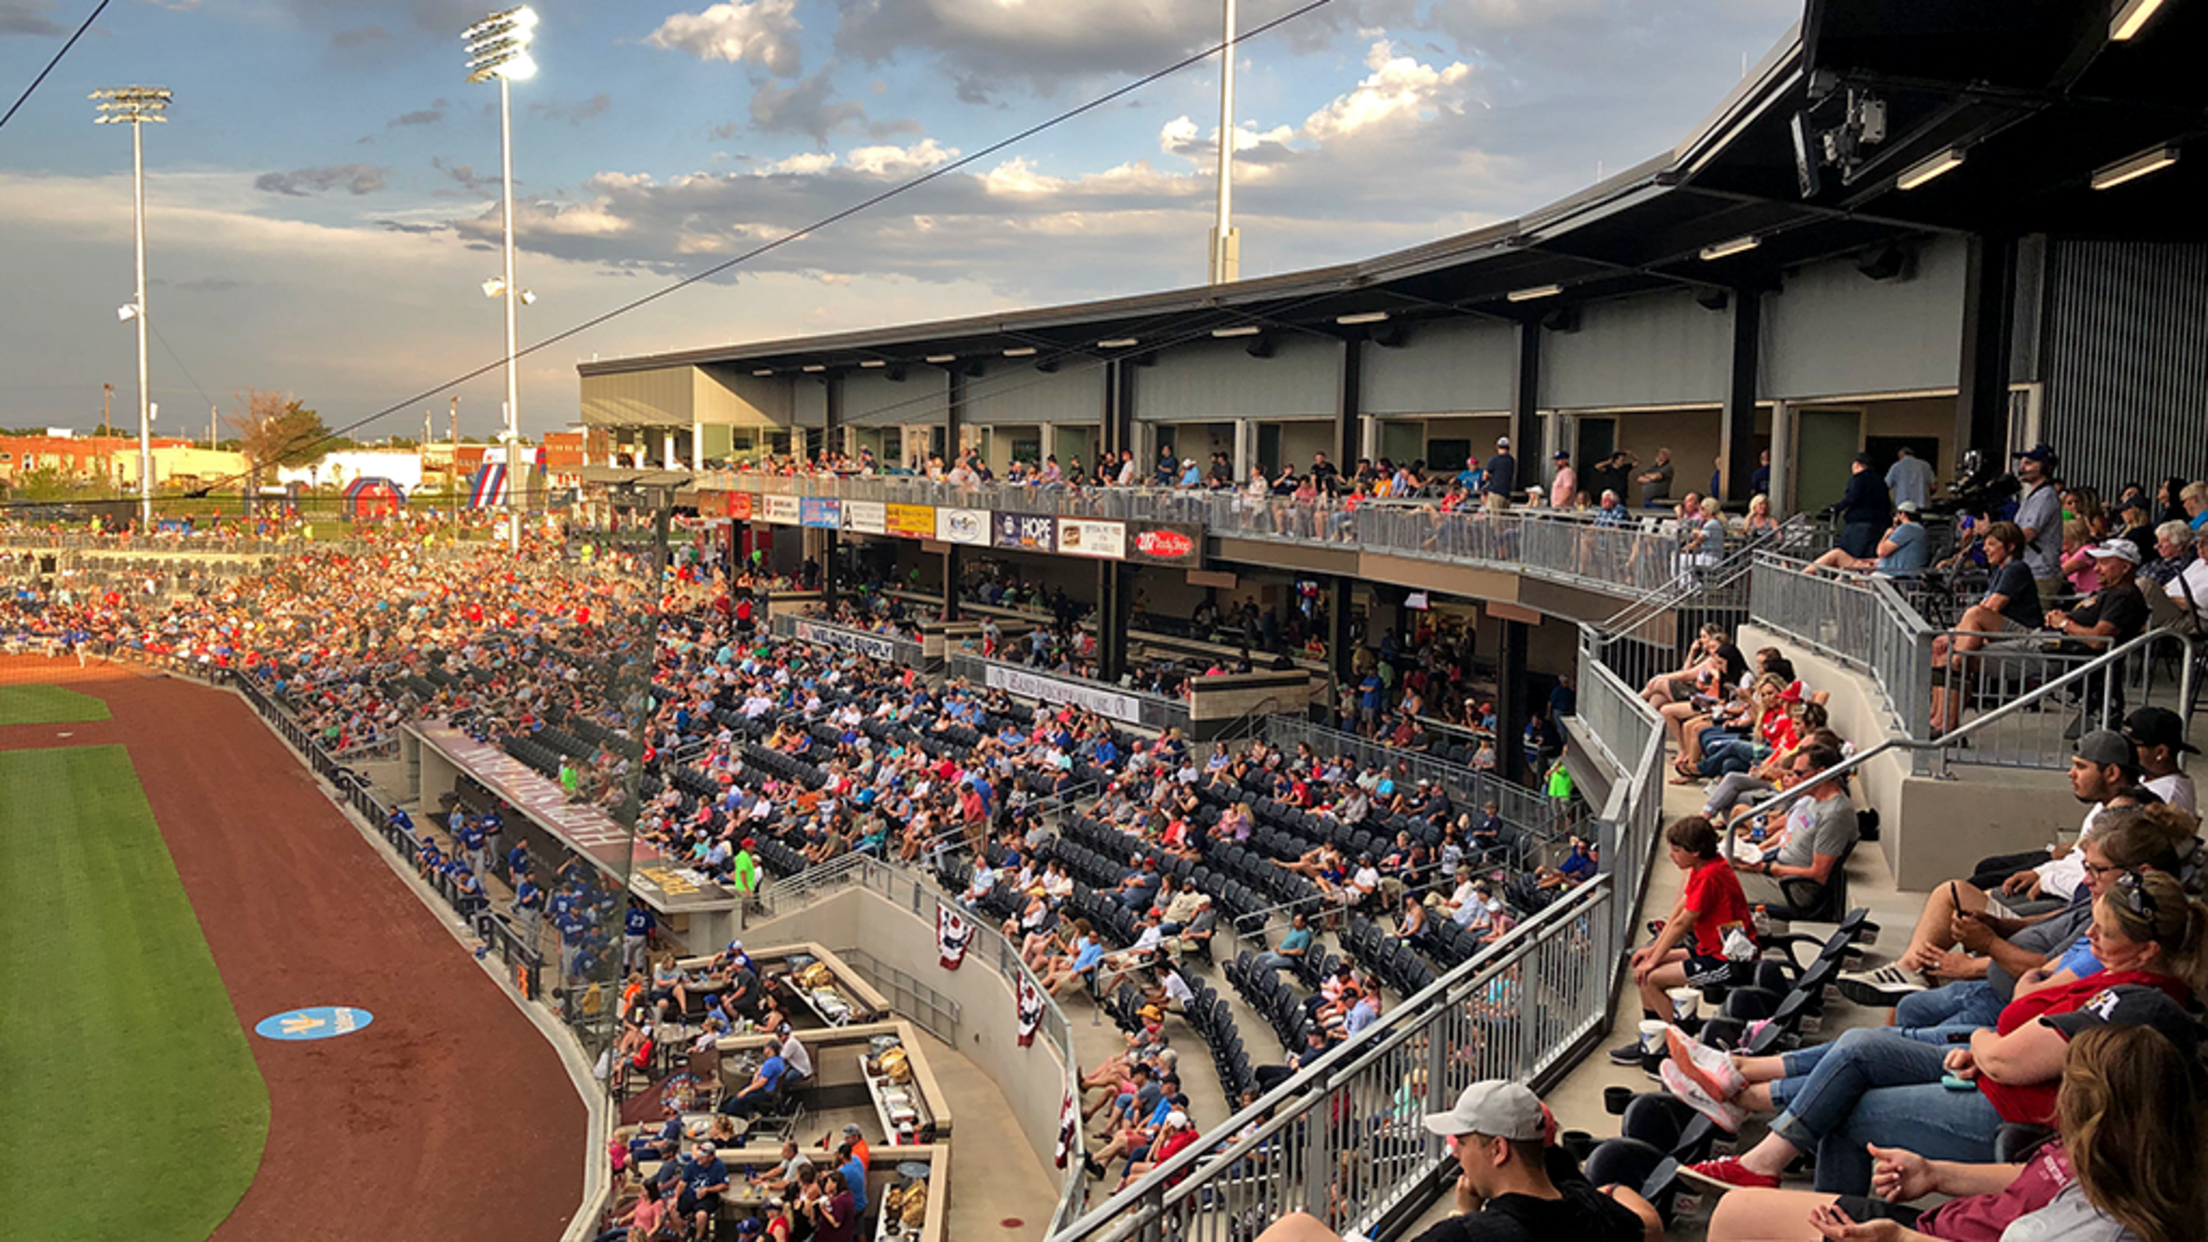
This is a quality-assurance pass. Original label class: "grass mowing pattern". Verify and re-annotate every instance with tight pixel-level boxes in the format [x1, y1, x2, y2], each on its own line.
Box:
[0, 683, 112, 725]
[0, 746, 268, 1242]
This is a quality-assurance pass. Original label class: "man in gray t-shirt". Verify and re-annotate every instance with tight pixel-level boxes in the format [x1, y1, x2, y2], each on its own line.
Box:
[1735, 747, 1858, 907]
[2012, 446, 2063, 591]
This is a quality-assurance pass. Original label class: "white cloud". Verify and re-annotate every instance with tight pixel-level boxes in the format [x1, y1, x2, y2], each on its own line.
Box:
[1303, 41, 1475, 142]
[647, 0, 803, 75]
[760, 152, 838, 176]
[844, 139, 956, 177]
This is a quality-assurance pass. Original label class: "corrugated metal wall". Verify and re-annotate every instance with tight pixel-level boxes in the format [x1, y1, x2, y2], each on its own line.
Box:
[1542, 288, 1731, 409]
[1761, 235, 1966, 400]
[1361, 319, 1513, 414]
[2040, 240, 2208, 490]
[580, 367, 693, 427]
[841, 369, 948, 428]
[965, 363, 1103, 425]
[1136, 336, 1336, 420]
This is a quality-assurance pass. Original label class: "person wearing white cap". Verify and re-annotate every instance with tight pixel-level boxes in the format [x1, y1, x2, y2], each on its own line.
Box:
[1808, 501, 1928, 578]
[2045, 538, 2151, 651]
[1481, 437, 1518, 510]
[1114, 1108, 1201, 1191]
[1251, 1081, 1658, 1242]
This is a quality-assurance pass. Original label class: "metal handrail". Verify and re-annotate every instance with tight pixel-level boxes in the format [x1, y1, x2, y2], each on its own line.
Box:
[1727, 623, 2181, 851]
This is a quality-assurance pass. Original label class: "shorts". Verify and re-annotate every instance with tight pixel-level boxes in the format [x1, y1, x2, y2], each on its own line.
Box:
[1831, 1197, 1922, 1228]
[1666, 678, 1698, 702]
[1683, 953, 1740, 989]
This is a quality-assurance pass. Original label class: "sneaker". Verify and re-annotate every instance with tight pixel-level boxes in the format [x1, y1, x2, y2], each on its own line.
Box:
[1837, 965, 1928, 1007]
[1678, 1155, 1779, 1194]
[1660, 1061, 1745, 1135]
[1608, 1041, 1648, 1067]
[1666, 1025, 1746, 1101]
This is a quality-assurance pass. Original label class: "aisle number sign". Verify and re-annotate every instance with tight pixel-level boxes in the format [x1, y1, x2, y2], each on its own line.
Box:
[255, 1006, 375, 1041]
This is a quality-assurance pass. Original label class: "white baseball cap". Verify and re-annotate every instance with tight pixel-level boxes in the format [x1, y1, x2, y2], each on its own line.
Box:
[1422, 1080, 1545, 1141]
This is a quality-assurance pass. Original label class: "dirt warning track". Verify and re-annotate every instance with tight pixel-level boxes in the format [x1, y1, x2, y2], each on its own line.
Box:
[1, 657, 584, 1242]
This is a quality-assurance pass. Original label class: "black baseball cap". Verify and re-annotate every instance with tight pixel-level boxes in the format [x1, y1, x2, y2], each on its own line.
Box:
[2075, 729, 2140, 773]
[2016, 444, 2056, 464]
[2042, 985, 2202, 1058]
[2124, 707, 2199, 755]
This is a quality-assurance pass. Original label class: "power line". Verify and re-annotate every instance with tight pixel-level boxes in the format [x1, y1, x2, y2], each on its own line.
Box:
[92, 0, 1336, 505]
[0, 0, 113, 135]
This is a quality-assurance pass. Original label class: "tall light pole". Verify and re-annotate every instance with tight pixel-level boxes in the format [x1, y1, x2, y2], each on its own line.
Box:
[93, 86, 171, 531]
[1207, 0, 1239, 285]
[464, 5, 538, 552]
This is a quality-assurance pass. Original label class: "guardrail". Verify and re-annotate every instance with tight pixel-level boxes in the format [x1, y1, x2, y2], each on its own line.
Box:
[1748, 553, 1935, 743]
[946, 651, 1193, 733]
[1261, 715, 1566, 842]
[1044, 875, 1618, 1242]
[769, 612, 925, 668]
[704, 471, 1759, 601]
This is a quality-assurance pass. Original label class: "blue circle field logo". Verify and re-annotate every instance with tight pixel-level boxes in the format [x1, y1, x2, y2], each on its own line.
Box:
[254, 1006, 375, 1041]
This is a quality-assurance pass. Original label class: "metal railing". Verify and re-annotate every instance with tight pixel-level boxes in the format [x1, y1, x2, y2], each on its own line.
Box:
[769, 612, 925, 667]
[946, 651, 1193, 733]
[833, 945, 964, 1047]
[1261, 716, 1568, 846]
[1748, 553, 1935, 742]
[1044, 876, 1618, 1242]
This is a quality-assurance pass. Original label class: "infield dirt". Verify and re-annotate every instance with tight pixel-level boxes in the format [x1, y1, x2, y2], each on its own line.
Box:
[0, 656, 585, 1242]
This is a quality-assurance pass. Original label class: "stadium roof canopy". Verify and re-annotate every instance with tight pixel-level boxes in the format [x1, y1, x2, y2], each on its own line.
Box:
[581, 0, 2205, 379]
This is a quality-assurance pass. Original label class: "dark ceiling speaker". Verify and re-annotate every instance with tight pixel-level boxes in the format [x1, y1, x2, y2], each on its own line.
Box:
[1371, 326, 1411, 349]
[1694, 288, 1730, 311]
[885, 367, 907, 383]
[1857, 245, 1910, 281]
[1541, 307, 1581, 333]
[1245, 337, 1277, 359]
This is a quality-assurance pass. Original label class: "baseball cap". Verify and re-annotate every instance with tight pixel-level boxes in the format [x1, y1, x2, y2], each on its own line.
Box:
[1852, 451, 1873, 466]
[1496, 436, 1510, 448]
[1779, 681, 1805, 704]
[2016, 443, 2056, 464]
[1423, 1080, 1547, 1142]
[2075, 729, 2138, 772]
[2042, 985, 2202, 1057]
[2125, 707, 2200, 755]
[698, 1141, 717, 1155]
[1552, 450, 1569, 461]
[1165, 1110, 1189, 1128]
[2085, 539, 2142, 565]
[1895, 501, 1921, 515]
[843, 1123, 863, 1137]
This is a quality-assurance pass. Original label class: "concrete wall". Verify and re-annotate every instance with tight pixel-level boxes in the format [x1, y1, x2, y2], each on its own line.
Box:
[1740, 623, 2075, 891]
[739, 887, 1069, 1176]
[582, 366, 693, 428]
[1543, 290, 1733, 410]
[1139, 337, 1337, 421]
[1762, 236, 1967, 401]
[1361, 319, 1515, 415]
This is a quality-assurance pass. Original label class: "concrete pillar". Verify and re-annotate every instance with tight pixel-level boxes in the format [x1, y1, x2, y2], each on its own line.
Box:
[1100, 562, 1131, 683]
[1509, 321, 1544, 467]
[1233, 418, 1253, 481]
[1497, 618, 1531, 786]
[691, 419, 704, 472]
[946, 369, 967, 466]
[1334, 338, 1363, 469]
[1769, 400, 1796, 516]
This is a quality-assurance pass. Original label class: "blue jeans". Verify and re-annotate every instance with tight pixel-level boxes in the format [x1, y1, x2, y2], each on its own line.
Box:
[1250, 952, 1292, 974]
[1894, 981, 2006, 1046]
[1767, 1027, 2004, 1193]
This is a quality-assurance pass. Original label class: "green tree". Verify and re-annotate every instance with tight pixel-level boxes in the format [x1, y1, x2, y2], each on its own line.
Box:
[225, 389, 332, 493]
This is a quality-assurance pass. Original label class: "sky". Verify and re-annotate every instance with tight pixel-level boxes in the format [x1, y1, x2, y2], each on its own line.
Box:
[0, 0, 1799, 441]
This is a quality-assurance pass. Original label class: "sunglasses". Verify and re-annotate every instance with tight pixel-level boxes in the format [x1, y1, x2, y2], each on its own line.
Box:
[2115, 870, 2160, 920]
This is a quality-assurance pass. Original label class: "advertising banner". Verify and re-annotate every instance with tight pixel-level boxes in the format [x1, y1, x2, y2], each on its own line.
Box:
[994, 511, 1056, 553]
[761, 494, 800, 526]
[792, 619, 901, 662]
[936, 507, 990, 545]
[981, 662, 1144, 724]
[1054, 517, 1127, 560]
[799, 498, 843, 529]
[729, 491, 753, 522]
[844, 499, 886, 535]
[1129, 521, 1203, 566]
[886, 503, 936, 539]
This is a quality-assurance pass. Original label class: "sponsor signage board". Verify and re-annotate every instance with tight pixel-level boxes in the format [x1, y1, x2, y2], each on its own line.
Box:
[1054, 517, 1127, 560]
[886, 503, 936, 539]
[798, 498, 843, 529]
[1129, 522, 1202, 566]
[844, 499, 887, 535]
[994, 511, 1056, 552]
[936, 506, 990, 545]
[793, 618, 904, 662]
[761, 494, 800, 526]
[980, 662, 1144, 725]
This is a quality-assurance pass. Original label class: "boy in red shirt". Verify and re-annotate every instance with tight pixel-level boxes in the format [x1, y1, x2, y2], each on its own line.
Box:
[1614, 816, 1755, 1059]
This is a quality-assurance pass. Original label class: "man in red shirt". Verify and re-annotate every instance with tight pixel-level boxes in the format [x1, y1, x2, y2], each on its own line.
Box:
[1115, 1109, 1200, 1191]
[1612, 816, 1755, 1063]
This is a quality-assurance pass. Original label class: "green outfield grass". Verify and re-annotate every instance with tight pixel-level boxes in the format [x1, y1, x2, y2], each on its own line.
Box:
[0, 684, 112, 726]
[0, 746, 268, 1242]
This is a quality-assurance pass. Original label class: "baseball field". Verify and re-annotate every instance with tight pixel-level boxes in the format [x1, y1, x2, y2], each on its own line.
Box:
[0, 660, 585, 1241]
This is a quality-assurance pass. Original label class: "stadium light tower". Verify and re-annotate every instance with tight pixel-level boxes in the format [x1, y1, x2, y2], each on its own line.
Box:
[1207, 0, 1240, 285]
[463, 5, 538, 552]
[92, 86, 171, 532]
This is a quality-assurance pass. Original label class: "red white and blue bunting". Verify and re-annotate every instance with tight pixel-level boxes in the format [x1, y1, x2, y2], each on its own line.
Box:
[1016, 972, 1045, 1048]
[936, 901, 973, 971]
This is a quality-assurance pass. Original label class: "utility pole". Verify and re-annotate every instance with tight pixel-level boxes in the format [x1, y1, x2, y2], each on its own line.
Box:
[102, 383, 113, 437]
[1207, 0, 1241, 285]
[209, 404, 216, 452]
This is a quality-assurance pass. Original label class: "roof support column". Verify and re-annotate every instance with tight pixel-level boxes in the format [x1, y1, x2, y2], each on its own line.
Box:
[1955, 234, 2018, 475]
[1497, 618, 1531, 787]
[1720, 288, 1762, 505]
[1509, 321, 1544, 468]
[946, 367, 967, 465]
[1102, 358, 1135, 466]
[823, 372, 843, 466]
[1100, 561, 1131, 684]
[1334, 336, 1363, 468]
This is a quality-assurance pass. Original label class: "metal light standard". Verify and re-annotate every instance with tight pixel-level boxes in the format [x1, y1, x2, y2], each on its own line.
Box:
[1207, 0, 1239, 284]
[92, 86, 171, 531]
[463, 5, 538, 552]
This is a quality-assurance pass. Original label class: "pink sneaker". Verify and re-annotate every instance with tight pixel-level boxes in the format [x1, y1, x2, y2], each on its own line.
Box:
[1679, 1155, 1780, 1193]
[1660, 1060, 1745, 1135]
[1667, 1025, 1747, 1101]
